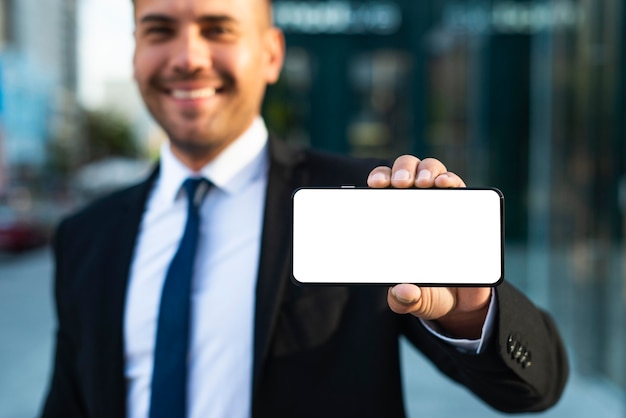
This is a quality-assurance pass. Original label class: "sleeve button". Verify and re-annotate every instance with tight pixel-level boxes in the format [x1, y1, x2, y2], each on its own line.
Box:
[507, 335, 517, 354]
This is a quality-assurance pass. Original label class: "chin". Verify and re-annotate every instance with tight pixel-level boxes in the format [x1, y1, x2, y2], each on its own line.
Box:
[170, 130, 226, 152]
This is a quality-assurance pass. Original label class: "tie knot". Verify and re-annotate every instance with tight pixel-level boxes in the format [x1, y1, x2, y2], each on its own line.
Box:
[182, 177, 211, 209]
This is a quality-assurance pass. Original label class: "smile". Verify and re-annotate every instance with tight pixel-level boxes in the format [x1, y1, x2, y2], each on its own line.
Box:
[171, 88, 216, 99]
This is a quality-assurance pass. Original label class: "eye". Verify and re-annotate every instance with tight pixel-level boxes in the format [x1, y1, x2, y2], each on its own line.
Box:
[205, 26, 226, 35]
[202, 23, 236, 41]
[138, 14, 178, 40]
[146, 26, 173, 35]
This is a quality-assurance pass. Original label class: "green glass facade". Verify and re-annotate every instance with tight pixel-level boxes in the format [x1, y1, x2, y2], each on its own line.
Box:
[265, 0, 626, 392]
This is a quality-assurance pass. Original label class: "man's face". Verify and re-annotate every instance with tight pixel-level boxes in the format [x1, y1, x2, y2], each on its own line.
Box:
[133, 0, 284, 168]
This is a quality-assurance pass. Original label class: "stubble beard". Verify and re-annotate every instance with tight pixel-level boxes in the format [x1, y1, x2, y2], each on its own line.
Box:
[164, 116, 234, 166]
[149, 73, 244, 164]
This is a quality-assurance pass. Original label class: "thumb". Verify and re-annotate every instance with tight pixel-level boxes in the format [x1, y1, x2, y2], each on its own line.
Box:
[388, 284, 455, 320]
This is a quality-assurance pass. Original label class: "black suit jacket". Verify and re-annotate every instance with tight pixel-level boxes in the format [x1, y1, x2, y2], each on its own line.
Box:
[41, 138, 568, 417]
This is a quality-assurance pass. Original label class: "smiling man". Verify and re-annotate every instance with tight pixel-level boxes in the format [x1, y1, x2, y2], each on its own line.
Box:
[40, 0, 568, 417]
[132, 0, 283, 169]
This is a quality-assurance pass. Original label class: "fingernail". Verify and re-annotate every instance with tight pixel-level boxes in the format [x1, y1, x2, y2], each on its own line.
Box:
[392, 169, 410, 181]
[417, 170, 431, 181]
[392, 287, 417, 304]
[370, 172, 388, 182]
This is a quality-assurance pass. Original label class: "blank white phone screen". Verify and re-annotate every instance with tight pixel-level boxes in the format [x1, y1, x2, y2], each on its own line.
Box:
[292, 188, 503, 286]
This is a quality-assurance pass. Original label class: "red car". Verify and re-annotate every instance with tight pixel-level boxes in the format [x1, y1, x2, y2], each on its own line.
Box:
[0, 205, 49, 253]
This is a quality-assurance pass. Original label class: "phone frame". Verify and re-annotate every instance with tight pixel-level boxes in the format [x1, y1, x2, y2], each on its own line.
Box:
[291, 187, 504, 287]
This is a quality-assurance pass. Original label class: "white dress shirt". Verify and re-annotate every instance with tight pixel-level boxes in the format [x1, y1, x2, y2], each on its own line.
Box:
[124, 117, 269, 418]
[123, 116, 496, 418]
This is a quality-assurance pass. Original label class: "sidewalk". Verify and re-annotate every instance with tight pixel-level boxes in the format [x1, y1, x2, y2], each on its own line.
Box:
[0, 249, 55, 418]
[1, 248, 624, 418]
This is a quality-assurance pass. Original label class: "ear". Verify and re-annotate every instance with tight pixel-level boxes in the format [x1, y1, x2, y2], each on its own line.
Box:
[263, 27, 286, 84]
[132, 30, 139, 81]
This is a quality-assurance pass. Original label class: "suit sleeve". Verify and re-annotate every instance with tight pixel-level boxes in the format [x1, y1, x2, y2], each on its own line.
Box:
[39, 220, 88, 418]
[402, 281, 569, 413]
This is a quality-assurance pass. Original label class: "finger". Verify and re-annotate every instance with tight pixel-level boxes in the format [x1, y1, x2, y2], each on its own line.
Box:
[452, 287, 491, 313]
[414, 158, 447, 188]
[388, 284, 456, 320]
[390, 155, 421, 188]
[433, 171, 466, 188]
[387, 284, 422, 314]
[367, 166, 392, 188]
[436, 287, 492, 338]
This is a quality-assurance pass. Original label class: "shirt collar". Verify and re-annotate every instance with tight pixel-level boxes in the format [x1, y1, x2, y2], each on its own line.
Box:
[158, 117, 269, 205]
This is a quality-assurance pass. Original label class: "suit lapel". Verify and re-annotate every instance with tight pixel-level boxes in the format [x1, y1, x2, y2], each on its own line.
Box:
[89, 146, 304, 413]
[93, 166, 159, 417]
[252, 137, 306, 390]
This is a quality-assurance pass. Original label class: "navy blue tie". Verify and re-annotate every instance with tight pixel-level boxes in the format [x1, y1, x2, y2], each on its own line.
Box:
[149, 177, 210, 418]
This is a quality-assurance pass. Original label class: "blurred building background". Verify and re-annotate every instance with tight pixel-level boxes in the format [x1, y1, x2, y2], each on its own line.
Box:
[0, 0, 625, 416]
[0, 0, 151, 215]
[0, 0, 80, 200]
[265, 0, 626, 395]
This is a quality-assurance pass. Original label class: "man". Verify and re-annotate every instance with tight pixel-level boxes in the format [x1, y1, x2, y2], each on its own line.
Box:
[40, 0, 568, 417]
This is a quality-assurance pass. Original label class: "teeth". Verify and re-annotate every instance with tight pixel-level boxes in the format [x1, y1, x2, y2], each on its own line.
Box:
[172, 88, 216, 99]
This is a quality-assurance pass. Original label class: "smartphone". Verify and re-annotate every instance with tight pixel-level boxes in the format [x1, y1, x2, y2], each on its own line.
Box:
[292, 187, 504, 286]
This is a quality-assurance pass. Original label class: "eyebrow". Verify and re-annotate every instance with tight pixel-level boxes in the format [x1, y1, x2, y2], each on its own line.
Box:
[139, 14, 176, 25]
[198, 15, 238, 25]
[138, 14, 238, 25]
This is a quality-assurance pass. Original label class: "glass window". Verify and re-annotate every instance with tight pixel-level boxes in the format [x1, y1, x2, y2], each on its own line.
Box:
[270, 0, 626, 414]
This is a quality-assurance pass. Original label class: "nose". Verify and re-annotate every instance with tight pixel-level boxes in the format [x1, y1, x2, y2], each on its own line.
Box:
[172, 27, 211, 75]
